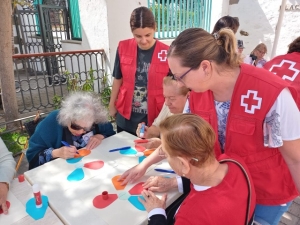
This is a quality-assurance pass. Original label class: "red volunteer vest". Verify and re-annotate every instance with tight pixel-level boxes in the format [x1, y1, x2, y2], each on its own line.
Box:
[264, 52, 300, 110]
[116, 39, 169, 126]
[190, 63, 299, 205]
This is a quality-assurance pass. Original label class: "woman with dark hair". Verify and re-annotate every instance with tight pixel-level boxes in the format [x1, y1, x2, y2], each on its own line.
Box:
[139, 114, 256, 225]
[211, 15, 240, 34]
[166, 28, 300, 225]
[26, 92, 115, 169]
[109, 6, 169, 135]
[264, 36, 300, 109]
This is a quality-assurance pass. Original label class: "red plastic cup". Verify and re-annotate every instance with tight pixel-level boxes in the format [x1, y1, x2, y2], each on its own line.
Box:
[18, 174, 25, 182]
[102, 191, 108, 200]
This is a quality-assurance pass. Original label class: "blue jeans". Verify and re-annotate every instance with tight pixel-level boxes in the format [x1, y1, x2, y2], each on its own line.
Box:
[254, 201, 292, 225]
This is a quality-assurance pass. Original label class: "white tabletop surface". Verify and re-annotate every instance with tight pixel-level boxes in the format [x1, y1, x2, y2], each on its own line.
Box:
[24, 131, 182, 225]
[0, 178, 63, 225]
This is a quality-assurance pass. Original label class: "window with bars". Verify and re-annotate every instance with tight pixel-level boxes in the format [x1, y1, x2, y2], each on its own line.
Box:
[148, 0, 212, 39]
[33, 0, 82, 40]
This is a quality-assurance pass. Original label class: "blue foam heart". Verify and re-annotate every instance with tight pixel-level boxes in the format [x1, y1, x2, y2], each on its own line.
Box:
[26, 195, 48, 220]
[119, 148, 137, 155]
[67, 168, 84, 181]
[128, 196, 146, 211]
[138, 156, 146, 163]
[66, 157, 83, 164]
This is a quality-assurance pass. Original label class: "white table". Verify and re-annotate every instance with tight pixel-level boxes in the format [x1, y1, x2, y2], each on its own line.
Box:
[24, 132, 181, 225]
[0, 178, 63, 225]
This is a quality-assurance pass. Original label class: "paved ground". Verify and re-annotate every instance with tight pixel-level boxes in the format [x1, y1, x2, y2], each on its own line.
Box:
[14, 154, 300, 225]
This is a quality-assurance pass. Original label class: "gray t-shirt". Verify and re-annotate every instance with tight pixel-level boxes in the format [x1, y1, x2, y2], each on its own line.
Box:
[113, 43, 156, 134]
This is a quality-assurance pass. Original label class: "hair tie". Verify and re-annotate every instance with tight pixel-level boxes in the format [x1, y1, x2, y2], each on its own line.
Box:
[213, 32, 219, 40]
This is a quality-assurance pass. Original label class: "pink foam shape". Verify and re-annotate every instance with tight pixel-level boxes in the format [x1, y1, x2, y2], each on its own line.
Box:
[84, 161, 104, 170]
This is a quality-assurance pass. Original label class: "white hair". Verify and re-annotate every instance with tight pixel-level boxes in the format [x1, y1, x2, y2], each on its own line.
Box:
[57, 92, 108, 126]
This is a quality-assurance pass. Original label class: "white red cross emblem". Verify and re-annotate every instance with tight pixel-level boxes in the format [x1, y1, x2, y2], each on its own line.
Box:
[269, 60, 300, 81]
[241, 90, 262, 114]
[158, 50, 167, 61]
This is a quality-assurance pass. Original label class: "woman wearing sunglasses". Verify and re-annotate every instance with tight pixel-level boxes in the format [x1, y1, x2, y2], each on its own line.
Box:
[26, 92, 115, 169]
[167, 28, 300, 225]
[139, 114, 256, 225]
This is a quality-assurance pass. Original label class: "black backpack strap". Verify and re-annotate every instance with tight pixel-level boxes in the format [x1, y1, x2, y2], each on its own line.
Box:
[219, 158, 254, 225]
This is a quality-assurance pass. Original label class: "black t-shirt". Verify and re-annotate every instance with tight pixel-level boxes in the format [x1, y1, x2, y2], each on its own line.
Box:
[113, 42, 156, 134]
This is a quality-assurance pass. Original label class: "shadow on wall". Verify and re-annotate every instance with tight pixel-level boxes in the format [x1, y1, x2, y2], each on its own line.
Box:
[229, 0, 275, 59]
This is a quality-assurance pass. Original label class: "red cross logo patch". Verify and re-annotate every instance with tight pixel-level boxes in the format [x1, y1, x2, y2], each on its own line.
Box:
[241, 90, 262, 114]
[158, 50, 167, 62]
[269, 60, 300, 81]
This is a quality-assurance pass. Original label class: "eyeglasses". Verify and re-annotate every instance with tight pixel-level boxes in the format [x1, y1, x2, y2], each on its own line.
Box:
[70, 122, 94, 132]
[167, 68, 193, 85]
[257, 50, 266, 55]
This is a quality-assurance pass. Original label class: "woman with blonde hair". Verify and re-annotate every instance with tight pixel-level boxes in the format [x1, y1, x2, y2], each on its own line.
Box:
[166, 27, 300, 225]
[244, 43, 268, 67]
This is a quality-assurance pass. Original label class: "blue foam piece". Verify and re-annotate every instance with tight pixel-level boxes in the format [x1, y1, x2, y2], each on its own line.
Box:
[26, 195, 48, 220]
[66, 157, 83, 164]
[138, 156, 146, 163]
[128, 196, 146, 211]
[119, 148, 137, 155]
[67, 168, 84, 181]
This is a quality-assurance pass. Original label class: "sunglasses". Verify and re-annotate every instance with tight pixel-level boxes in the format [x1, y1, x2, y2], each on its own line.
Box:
[70, 122, 94, 132]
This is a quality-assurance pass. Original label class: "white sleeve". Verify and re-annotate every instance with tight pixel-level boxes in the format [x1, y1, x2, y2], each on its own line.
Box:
[263, 88, 300, 147]
[243, 55, 253, 65]
[176, 176, 184, 193]
[148, 208, 167, 219]
[152, 104, 172, 127]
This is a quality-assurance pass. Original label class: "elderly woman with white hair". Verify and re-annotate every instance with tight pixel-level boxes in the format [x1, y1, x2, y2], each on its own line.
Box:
[26, 92, 115, 169]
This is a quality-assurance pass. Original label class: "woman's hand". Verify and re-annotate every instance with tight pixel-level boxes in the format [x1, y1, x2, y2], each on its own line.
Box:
[137, 138, 162, 149]
[119, 164, 147, 185]
[109, 103, 117, 118]
[143, 176, 178, 192]
[136, 123, 149, 138]
[52, 146, 77, 159]
[86, 134, 104, 150]
[0, 182, 9, 214]
[139, 190, 167, 213]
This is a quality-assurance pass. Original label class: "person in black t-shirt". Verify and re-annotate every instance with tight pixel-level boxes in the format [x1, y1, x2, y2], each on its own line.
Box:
[109, 7, 169, 135]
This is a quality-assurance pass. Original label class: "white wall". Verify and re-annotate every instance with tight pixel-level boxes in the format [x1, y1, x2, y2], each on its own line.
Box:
[106, 0, 148, 71]
[229, 0, 300, 58]
[210, 0, 229, 33]
[62, 0, 109, 64]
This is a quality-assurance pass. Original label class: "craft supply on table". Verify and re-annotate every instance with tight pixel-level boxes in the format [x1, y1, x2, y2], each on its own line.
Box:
[109, 146, 132, 152]
[139, 123, 145, 138]
[154, 169, 175, 174]
[61, 141, 79, 154]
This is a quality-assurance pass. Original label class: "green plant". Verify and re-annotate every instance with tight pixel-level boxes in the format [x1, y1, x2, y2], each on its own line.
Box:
[53, 69, 113, 119]
[0, 131, 27, 155]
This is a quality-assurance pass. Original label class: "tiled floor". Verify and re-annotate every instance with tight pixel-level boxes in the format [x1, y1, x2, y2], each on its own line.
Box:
[14, 154, 300, 225]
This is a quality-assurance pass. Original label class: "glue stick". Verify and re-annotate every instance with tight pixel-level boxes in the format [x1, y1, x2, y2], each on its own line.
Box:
[32, 184, 43, 208]
[140, 123, 145, 138]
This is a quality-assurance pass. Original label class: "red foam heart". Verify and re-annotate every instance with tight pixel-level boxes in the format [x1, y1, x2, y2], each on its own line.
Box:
[93, 194, 118, 209]
[135, 145, 146, 152]
[128, 182, 145, 195]
[0, 201, 10, 214]
[84, 161, 104, 170]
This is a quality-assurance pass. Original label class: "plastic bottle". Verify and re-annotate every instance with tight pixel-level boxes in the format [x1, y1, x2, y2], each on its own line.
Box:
[32, 184, 43, 208]
[140, 123, 145, 138]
